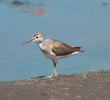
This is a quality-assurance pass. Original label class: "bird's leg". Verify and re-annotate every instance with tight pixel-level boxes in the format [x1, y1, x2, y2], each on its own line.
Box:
[51, 60, 58, 78]
[44, 60, 58, 79]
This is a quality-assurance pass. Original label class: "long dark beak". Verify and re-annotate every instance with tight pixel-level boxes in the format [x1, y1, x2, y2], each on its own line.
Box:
[23, 39, 33, 45]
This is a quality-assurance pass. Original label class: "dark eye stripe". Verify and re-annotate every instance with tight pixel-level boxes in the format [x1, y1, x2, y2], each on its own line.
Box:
[32, 34, 36, 37]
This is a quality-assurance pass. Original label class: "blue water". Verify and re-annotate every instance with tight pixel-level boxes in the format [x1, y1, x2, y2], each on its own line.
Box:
[0, 0, 110, 81]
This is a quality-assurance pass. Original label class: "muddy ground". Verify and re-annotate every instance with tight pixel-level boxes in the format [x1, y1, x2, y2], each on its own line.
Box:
[0, 70, 110, 100]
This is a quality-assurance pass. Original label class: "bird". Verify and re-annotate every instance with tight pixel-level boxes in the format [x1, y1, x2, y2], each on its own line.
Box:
[23, 32, 84, 78]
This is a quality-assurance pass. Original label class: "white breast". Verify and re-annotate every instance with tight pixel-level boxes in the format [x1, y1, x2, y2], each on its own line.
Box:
[39, 43, 45, 50]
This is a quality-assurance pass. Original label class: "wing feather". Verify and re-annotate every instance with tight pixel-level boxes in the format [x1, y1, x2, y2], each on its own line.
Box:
[52, 40, 81, 56]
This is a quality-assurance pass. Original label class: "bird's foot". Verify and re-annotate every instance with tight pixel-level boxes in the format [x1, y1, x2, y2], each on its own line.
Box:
[52, 73, 58, 78]
[44, 73, 58, 79]
[44, 75, 53, 79]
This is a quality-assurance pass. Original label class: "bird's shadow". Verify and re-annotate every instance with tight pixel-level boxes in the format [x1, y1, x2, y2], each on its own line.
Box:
[37, 76, 46, 78]
[31, 75, 47, 79]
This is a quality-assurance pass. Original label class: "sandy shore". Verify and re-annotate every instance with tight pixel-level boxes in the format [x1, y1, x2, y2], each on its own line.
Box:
[0, 70, 110, 100]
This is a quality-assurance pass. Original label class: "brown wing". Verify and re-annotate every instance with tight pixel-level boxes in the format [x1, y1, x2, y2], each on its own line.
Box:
[52, 41, 81, 56]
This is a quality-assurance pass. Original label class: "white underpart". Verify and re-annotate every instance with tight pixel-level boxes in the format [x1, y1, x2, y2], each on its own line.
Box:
[39, 43, 45, 50]
[39, 43, 57, 60]
[50, 51, 60, 63]
[72, 51, 79, 54]
[50, 50, 56, 56]
[50, 50, 79, 63]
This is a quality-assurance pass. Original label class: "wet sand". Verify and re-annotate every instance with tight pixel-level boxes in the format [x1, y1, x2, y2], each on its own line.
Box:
[0, 70, 110, 100]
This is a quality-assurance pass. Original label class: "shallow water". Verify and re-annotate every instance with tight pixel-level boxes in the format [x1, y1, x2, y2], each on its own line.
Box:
[0, 0, 110, 81]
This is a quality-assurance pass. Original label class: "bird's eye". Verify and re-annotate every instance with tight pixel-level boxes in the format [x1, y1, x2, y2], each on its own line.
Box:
[36, 36, 38, 38]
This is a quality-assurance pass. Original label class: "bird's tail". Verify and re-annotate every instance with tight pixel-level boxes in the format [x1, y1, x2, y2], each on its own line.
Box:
[71, 46, 85, 53]
[79, 50, 85, 53]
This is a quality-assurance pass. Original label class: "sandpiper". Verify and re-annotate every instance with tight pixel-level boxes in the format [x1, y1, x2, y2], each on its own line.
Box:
[23, 32, 84, 78]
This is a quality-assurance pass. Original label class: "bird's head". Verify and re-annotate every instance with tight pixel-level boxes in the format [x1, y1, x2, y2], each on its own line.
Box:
[23, 32, 44, 44]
